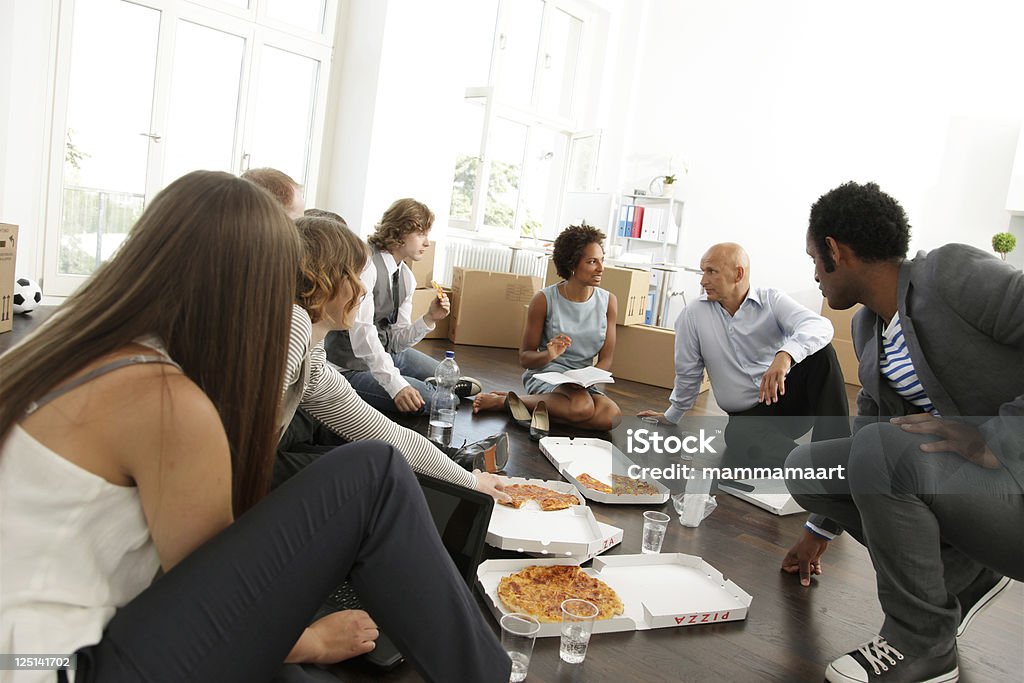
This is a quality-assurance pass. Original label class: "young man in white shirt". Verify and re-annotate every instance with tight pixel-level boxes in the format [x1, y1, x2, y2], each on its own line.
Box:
[639, 242, 850, 466]
[325, 199, 475, 414]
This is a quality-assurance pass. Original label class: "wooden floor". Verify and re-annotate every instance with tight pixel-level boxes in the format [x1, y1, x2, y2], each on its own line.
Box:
[3, 312, 1021, 683]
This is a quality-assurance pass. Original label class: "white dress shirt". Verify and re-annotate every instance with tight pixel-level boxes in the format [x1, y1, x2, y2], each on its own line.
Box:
[664, 286, 834, 422]
[348, 250, 434, 397]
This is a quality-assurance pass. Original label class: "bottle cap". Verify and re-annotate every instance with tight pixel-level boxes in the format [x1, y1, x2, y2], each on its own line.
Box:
[445, 351, 455, 359]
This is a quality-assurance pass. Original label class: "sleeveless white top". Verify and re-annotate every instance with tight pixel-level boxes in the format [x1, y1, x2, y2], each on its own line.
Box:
[0, 350, 166, 683]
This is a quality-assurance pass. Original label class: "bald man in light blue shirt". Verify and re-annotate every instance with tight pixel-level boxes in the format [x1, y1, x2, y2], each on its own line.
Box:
[639, 243, 850, 465]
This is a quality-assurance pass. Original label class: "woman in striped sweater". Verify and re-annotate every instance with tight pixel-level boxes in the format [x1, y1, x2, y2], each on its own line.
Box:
[276, 215, 509, 503]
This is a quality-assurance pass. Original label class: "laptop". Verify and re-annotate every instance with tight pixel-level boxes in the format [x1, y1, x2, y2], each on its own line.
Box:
[316, 471, 495, 669]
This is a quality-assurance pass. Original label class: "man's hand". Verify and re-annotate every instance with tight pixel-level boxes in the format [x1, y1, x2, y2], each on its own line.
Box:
[891, 414, 1001, 468]
[290, 609, 379, 664]
[759, 351, 793, 405]
[637, 410, 668, 423]
[394, 386, 425, 413]
[781, 528, 829, 586]
[425, 292, 450, 321]
[473, 470, 512, 504]
[546, 334, 572, 360]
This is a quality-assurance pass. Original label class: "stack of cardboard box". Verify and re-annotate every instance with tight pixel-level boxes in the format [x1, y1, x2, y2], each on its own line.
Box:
[406, 243, 450, 341]
[543, 259, 707, 392]
[820, 301, 863, 387]
[0, 224, 18, 335]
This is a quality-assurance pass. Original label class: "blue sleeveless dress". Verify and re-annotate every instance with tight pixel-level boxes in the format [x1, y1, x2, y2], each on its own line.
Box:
[522, 283, 610, 395]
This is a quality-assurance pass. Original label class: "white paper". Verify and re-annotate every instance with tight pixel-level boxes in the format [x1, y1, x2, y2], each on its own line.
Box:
[533, 366, 614, 388]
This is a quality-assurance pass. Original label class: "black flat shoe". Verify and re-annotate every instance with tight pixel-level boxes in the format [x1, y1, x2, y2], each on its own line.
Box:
[445, 433, 509, 473]
[505, 392, 532, 428]
[530, 401, 549, 441]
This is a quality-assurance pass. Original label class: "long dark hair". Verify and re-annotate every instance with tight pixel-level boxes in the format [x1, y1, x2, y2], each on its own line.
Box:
[0, 170, 302, 515]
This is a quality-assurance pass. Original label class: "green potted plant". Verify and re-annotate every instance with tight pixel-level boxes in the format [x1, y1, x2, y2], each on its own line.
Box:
[661, 174, 677, 197]
[992, 231, 1017, 261]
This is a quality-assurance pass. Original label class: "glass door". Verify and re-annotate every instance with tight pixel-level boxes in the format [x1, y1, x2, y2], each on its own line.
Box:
[50, 0, 161, 291]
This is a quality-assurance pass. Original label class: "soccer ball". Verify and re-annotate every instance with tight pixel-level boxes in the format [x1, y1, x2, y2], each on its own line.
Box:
[13, 277, 42, 315]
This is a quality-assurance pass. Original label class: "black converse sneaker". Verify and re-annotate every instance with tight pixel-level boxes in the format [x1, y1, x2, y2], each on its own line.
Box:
[957, 571, 1012, 637]
[425, 376, 483, 398]
[825, 637, 958, 683]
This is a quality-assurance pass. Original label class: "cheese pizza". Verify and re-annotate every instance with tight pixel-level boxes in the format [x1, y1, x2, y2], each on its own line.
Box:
[497, 564, 623, 622]
[499, 484, 580, 511]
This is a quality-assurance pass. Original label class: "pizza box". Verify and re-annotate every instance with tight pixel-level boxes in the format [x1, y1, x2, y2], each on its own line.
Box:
[477, 554, 752, 637]
[487, 477, 623, 559]
[718, 478, 805, 516]
[539, 437, 670, 505]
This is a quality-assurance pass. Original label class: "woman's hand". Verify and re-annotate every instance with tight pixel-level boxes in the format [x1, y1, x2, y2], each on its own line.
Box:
[546, 334, 572, 360]
[473, 470, 512, 504]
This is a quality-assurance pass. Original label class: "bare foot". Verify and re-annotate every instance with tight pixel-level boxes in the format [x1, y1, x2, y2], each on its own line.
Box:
[304, 609, 379, 663]
[472, 391, 507, 413]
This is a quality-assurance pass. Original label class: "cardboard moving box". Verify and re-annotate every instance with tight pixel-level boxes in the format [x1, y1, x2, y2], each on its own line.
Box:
[0, 224, 19, 334]
[404, 242, 436, 289]
[611, 323, 709, 392]
[448, 268, 541, 348]
[820, 301, 863, 386]
[411, 287, 450, 340]
[545, 259, 650, 326]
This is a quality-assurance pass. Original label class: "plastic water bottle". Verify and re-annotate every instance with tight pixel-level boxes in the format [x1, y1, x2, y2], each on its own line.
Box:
[435, 350, 460, 389]
[428, 351, 459, 446]
[427, 387, 457, 447]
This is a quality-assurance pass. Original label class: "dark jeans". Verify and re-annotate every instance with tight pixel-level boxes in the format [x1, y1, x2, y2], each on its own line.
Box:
[724, 344, 851, 468]
[70, 441, 510, 683]
[786, 423, 1024, 657]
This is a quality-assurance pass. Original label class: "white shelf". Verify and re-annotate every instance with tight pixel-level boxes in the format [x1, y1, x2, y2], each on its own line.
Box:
[623, 235, 676, 245]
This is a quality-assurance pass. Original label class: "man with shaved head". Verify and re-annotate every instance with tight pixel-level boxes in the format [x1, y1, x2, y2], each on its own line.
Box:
[639, 242, 850, 463]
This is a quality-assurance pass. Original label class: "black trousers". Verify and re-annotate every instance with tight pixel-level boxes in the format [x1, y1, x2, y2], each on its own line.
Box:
[71, 441, 510, 683]
[273, 408, 349, 489]
[723, 344, 851, 468]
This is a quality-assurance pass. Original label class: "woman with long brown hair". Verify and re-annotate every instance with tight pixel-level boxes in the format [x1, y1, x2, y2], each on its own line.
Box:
[0, 171, 509, 682]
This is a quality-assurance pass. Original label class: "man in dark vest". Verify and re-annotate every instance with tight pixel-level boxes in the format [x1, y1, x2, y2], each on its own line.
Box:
[326, 198, 477, 414]
[783, 181, 1022, 683]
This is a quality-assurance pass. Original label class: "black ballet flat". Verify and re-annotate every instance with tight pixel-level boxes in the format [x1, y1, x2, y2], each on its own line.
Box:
[530, 401, 549, 441]
[505, 392, 533, 429]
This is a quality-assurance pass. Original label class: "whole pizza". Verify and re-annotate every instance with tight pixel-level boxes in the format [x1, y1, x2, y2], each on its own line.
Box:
[499, 484, 580, 511]
[497, 564, 624, 622]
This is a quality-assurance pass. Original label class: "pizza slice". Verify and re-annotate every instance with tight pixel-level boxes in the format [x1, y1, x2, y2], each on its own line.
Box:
[576, 473, 613, 494]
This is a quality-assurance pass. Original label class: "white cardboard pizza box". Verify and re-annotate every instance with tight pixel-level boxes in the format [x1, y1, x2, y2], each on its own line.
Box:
[538, 437, 670, 505]
[477, 554, 752, 638]
[718, 478, 805, 516]
[487, 477, 623, 558]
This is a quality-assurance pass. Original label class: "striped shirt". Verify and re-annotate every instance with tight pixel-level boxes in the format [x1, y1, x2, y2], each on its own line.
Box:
[279, 305, 476, 490]
[880, 314, 936, 415]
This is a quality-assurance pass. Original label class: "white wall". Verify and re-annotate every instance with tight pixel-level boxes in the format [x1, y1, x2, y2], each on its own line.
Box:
[320, 0, 466, 238]
[0, 0, 57, 282]
[624, 0, 1024, 306]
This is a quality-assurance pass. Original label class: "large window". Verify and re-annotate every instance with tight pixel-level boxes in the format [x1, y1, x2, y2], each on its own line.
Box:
[44, 0, 335, 295]
[448, 0, 597, 239]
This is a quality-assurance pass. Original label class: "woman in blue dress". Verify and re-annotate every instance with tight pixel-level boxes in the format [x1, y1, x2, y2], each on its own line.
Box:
[473, 224, 621, 433]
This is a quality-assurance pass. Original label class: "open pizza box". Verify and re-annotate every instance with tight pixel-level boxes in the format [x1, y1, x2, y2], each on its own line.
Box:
[477, 554, 752, 637]
[717, 477, 805, 516]
[486, 477, 623, 559]
[539, 437, 670, 505]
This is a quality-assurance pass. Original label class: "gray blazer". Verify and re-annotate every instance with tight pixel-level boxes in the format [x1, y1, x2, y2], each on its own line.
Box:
[851, 244, 1024, 489]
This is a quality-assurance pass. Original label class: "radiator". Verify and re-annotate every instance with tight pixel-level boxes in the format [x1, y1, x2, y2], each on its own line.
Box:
[436, 240, 548, 286]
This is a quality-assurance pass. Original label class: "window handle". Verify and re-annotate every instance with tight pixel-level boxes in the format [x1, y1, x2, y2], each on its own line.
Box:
[139, 132, 162, 142]
[498, 32, 507, 49]
[544, 53, 552, 69]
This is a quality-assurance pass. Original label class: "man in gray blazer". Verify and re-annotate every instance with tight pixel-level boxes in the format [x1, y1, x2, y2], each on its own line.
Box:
[782, 181, 1023, 683]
